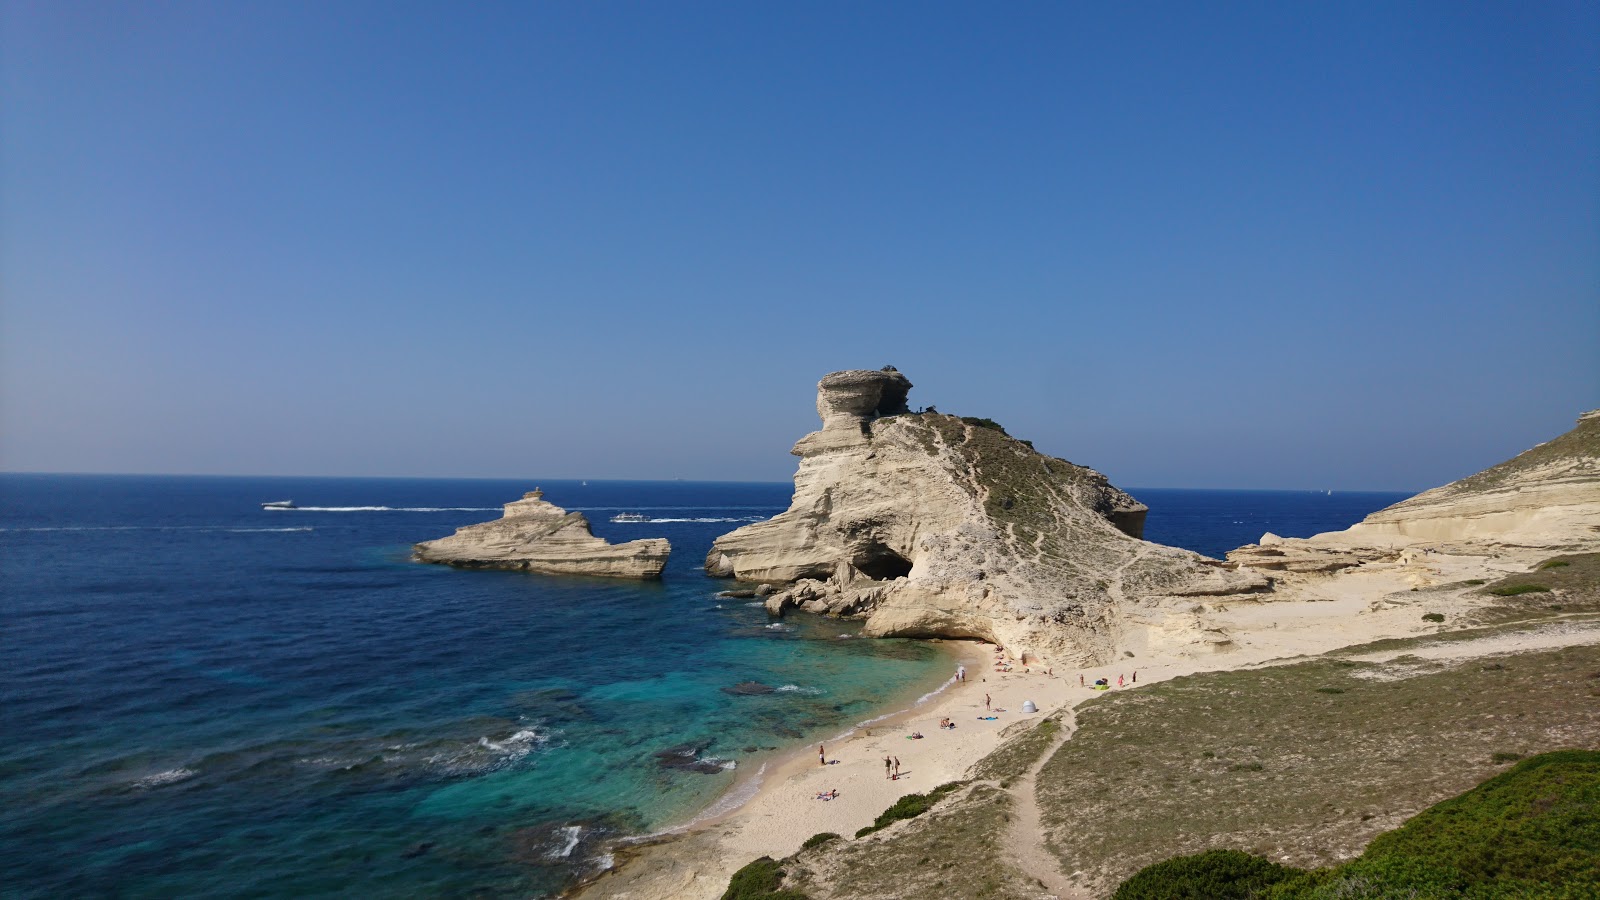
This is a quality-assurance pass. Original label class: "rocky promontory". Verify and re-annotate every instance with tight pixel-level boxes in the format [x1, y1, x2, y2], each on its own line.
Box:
[415, 489, 670, 579]
[705, 368, 1265, 665]
[1229, 409, 1600, 573]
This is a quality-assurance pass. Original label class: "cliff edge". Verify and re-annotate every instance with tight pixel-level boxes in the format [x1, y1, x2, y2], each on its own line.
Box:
[705, 368, 1265, 665]
[415, 489, 670, 579]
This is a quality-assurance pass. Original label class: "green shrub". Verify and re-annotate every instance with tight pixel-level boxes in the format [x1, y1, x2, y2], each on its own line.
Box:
[1490, 584, 1551, 596]
[1464, 579, 1486, 585]
[1113, 849, 1300, 899]
[1422, 612, 1446, 623]
[1315, 687, 1346, 694]
[854, 824, 878, 838]
[800, 832, 839, 851]
[959, 416, 1008, 435]
[1491, 751, 1523, 763]
[1228, 761, 1265, 772]
[1539, 560, 1571, 569]
[720, 856, 789, 900]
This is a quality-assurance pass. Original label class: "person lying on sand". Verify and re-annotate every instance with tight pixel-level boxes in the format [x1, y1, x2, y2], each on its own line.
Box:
[978, 716, 999, 721]
[908, 731, 924, 739]
[813, 789, 839, 800]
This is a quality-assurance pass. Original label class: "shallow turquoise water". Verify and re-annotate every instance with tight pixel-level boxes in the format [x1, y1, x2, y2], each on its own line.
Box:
[0, 476, 955, 898]
[0, 476, 1407, 898]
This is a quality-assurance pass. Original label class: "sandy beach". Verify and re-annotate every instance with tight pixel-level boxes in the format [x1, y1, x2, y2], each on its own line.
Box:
[580, 543, 1600, 900]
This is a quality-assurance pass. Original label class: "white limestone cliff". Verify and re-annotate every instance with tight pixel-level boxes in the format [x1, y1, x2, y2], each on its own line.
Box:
[415, 489, 670, 579]
[705, 368, 1267, 665]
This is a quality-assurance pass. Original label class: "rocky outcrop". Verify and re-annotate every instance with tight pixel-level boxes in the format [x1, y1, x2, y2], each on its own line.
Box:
[705, 368, 1266, 665]
[1229, 410, 1600, 572]
[415, 489, 669, 579]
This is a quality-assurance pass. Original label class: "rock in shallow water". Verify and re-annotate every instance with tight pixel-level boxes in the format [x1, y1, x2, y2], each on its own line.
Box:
[413, 488, 669, 579]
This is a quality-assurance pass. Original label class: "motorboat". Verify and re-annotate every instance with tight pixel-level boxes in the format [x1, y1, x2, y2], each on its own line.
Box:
[609, 512, 649, 523]
[261, 500, 297, 510]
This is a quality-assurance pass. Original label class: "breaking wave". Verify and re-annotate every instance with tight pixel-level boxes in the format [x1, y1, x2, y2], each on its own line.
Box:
[132, 767, 197, 789]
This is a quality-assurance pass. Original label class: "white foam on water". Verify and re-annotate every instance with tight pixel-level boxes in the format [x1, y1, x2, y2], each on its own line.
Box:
[764, 623, 791, 630]
[227, 527, 313, 533]
[280, 506, 498, 512]
[633, 761, 770, 840]
[132, 767, 196, 789]
[775, 685, 823, 695]
[548, 825, 583, 860]
[621, 516, 768, 523]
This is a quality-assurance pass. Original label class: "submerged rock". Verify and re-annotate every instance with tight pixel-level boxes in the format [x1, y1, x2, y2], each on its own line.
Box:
[720, 681, 776, 696]
[414, 489, 669, 579]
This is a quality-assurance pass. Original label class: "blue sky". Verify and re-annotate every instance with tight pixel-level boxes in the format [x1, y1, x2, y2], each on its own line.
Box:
[3, 1, 1596, 490]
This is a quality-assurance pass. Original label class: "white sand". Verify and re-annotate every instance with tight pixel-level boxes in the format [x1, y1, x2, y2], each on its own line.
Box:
[583, 543, 1599, 899]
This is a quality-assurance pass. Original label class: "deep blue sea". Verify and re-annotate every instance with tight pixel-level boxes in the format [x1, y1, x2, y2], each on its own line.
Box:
[0, 475, 1408, 898]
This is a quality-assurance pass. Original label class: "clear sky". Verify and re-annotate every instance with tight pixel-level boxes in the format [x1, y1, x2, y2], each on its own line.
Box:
[3, 1, 1596, 491]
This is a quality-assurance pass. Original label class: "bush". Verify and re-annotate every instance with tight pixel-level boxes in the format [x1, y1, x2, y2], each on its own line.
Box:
[855, 782, 964, 838]
[959, 416, 1008, 435]
[1491, 751, 1523, 763]
[1490, 584, 1551, 596]
[721, 857, 785, 900]
[1464, 579, 1486, 585]
[1315, 687, 1346, 694]
[1539, 560, 1571, 569]
[1113, 849, 1300, 899]
[800, 832, 839, 851]
[1422, 612, 1446, 623]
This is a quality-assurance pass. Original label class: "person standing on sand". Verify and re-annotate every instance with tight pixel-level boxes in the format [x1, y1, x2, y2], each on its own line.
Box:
[884, 755, 892, 779]
[1079, 674, 1085, 687]
[984, 693, 990, 710]
[819, 744, 826, 766]
[893, 756, 901, 779]
[1132, 671, 1137, 683]
[956, 665, 966, 682]
[1117, 674, 1124, 687]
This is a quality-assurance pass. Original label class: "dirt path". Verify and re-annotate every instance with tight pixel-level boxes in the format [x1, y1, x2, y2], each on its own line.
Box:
[1003, 713, 1088, 900]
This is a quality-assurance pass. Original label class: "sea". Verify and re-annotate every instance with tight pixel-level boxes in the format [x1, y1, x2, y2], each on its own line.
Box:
[0, 475, 1409, 898]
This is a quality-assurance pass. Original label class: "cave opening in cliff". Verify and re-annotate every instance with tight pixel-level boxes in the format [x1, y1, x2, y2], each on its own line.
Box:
[853, 543, 913, 581]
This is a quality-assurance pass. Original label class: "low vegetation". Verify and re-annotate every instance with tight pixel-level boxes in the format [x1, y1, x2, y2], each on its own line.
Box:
[853, 781, 964, 838]
[1469, 553, 1600, 625]
[1033, 638, 1600, 895]
[1112, 849, 1300, 900]
[1422, 612, 1446, 622]
[1115, 750, 1600, 899]
[781, 783, 1035, 899]
[719, 856, 808, 900]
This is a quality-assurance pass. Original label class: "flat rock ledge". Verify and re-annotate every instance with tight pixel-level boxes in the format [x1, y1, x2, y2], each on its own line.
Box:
[414, 489, 669, 579]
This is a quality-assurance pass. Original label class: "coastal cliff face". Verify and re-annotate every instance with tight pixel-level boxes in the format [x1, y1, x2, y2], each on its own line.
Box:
[415, 490, 670, 579]
[706, 368, 1265, 665]
[1229, 410, 1600, 574]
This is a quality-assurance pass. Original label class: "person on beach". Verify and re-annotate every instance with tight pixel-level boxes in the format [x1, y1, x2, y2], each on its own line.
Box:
[1079, 674, 1085, 687]
[956, 665, 966, 682]
[985, 693, 991, 709]
[1117, 674, 1124, 687]
[893, 756, 901, 779]
[884, 755, 892, 779]
[1132, 671, 1137, 683]
[819, 744, 826, 766]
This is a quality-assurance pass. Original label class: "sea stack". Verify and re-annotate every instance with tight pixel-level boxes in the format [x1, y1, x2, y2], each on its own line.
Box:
[705, 368, 1265, 664]
[414, 489, 670, 579]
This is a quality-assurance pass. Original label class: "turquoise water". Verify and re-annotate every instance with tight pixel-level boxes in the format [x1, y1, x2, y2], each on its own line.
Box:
[0, 476, 955, 898]
[0, 476, 1408, 897]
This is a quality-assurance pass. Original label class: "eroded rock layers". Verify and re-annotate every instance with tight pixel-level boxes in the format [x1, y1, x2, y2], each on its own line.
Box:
[706, 368, 1265, 665]
[415, 490, 670, 579]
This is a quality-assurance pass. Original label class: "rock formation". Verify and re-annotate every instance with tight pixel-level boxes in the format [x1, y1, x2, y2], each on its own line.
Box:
[1229, 410, 1600, 572]
[415, 489, 669, 579]
[705, 368, 1266, 665]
